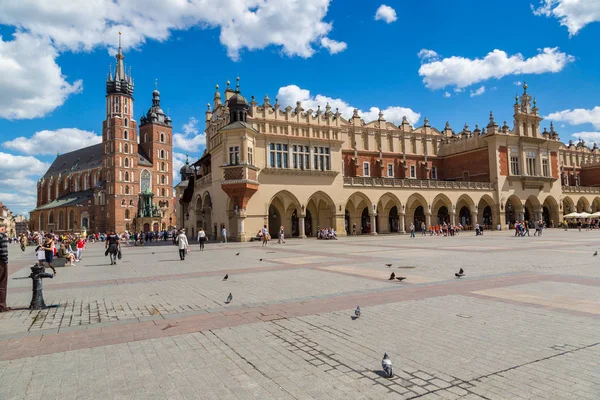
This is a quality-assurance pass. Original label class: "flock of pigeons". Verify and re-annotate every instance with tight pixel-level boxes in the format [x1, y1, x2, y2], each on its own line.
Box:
[222, 254, 467, 378]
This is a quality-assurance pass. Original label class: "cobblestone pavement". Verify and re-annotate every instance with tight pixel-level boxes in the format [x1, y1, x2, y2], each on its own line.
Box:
[1, 230, 599, 399]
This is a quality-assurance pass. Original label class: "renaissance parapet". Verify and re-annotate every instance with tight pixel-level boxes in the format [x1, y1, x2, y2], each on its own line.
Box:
[343, 177, 494, 190]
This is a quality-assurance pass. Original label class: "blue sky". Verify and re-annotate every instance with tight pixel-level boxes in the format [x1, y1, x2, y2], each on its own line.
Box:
[1, 0, 599, 216]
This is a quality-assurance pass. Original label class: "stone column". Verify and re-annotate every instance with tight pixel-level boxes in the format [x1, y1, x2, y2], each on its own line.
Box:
[236, 214, 246, 242]
[425, 212, 431, 229]
[299, 216, 306, 238]
[399, 212, 406, 234]
[471, 211, 478, 227]
[450, 211, 456, 226]
[370, 213, 378, 235]
[334, 214, 347, 237]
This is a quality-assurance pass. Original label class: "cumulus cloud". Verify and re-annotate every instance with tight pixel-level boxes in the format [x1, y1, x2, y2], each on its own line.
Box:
[0, 152, 50, 215]
[172, 151, 189, 184]
[443, 92, 451, 98]
[173, 117, 206, 153]
[571, 132, 600, 145]
[469, 86, 486, 97]
[276, 84, 420, 125]
[418, 47, 574, 90]
[417, 49, 439, 63]
[374, 5, 397, 23]
[3, 128, 100, 155]
[532, 0, 600, 36]
[320, 38, 347, 54]
[0, 0, 345, 120]
[514, 81, 523, 86]
[545, 106, 600, 129]
[0, 33, 82, 119]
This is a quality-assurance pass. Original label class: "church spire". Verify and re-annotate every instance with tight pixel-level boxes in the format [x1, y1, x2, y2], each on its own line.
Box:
[106, 32, 134, 96]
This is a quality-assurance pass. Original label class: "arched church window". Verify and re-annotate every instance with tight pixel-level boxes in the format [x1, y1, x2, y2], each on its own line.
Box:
[121, 199, 126, 206]
[114, 97, 119, 113]
[161, 162, 165, 171]
[125, 185, 130, 195]
[160, 133, 165, 143]
[125, 210, 130, 219]
[125, 158, 130, 168]
[161, 175, 165, 184]
[160, 149, 165, 159]
[124, 98, 128, 115]
[124, 118, 128, 127]
[124, 143, 129, 153]
[124, 130, 128, 140]
[141, 170, 151, 192]
[125, 171, 129, 182]
[161, 188, 165, 196]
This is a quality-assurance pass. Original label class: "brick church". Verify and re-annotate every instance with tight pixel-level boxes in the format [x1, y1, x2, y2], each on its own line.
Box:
[30, 38, 176, 234]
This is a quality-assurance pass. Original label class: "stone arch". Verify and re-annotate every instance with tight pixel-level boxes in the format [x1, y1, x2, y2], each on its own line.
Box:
[48, 211, 54, 226]
[592, 197, 600, 213]
[58, 210, 65, 230]
[542, 196, 560, 227]
[524, 196, 541, 224]
[201, 191, 213, 238]
[477, 194, 495, 228]
[376, 192, 402, 233]
[406, 193, 428, 231]
[431, 193, 452, 226]
[345, 192, 373, 234]
[562, 196, 575, 215]
[504, 195, 523, 225]
[268, 190, 302, 238]
[306, 191, 336, 236]
[576, 196, 591, 213]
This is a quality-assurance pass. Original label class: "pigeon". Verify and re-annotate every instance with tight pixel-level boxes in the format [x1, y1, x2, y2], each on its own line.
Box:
[382, 353, 393, 378]
[223, 274, 228, 281]
[594, 251, 597, 256]
[455, 268, 465, 278]
[236, 253, 240, 256]
[355, 306, 361, 318]
[226, 293, 233, 304]
[396, 277, 406, 282]
[388, 272, 395, 280]
[385, 263, 392, 268]
[259, 258, 263, 262]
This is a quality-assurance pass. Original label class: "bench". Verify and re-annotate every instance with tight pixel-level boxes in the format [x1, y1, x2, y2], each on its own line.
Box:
[52, 258, 67, 268]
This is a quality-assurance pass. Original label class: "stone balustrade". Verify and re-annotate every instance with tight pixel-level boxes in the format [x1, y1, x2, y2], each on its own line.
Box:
[194, 173, 212, 189]
[343, 176, 494, 190]
[561, 185, 600, 194]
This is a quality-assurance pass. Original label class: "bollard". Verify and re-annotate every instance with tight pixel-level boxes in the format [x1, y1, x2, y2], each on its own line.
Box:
[29, 265, 54, 310]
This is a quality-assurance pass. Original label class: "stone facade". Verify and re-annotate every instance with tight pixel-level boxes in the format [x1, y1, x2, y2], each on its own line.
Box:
[30, 41, 176, 234]
[177, 81, 600, 241]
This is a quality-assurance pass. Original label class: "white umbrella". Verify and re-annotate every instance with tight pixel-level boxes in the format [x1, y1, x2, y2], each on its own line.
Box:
[564, 212, 582, 218]
[590, 212, 600, 218]
[580, 212, 591, 218]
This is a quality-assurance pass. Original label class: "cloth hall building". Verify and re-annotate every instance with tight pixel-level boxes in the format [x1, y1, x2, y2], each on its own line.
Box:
[176, 81, 600, 241]
[30, 43, 176, 234]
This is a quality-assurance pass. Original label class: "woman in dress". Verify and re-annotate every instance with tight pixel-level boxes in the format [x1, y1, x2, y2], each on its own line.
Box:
[42, 233, 57, 275]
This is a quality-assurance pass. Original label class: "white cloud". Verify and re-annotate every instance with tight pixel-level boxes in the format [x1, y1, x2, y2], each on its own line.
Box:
[532, 0, 600, 36]
[172, 151, 189, 184]
[514, 81, 523, 86]
[418, 47, 574, 90]
[571, 132, 600, 145]
[0, 152, 50, 215]
[417, 49, 439, 63]
[470, 86, 486, 97]
[3, 128, 100, 155]
[443, 92, 451, 98]
[374, 5, 397, 23]
[276, 84, 420, 125]
[173, 117, 206, 153]
[320, 38, 347, 54]
[0, 32, 82, 119]
[545, 106, 600, 129]
[0, 0, 344, 120]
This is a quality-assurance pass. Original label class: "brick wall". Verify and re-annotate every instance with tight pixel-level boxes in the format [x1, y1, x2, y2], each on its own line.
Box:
[342, 152, 436, 179]
[440, 148, 489, 181]
[580, 165, 600, 186]
[550, 151, 559, 178]
[498, 146, 508, 176]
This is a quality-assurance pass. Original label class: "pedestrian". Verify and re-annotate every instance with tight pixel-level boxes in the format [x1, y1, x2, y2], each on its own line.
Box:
[262, 225, 269, 247]
[421, 222, 426, 236]
[197, 227, 206, 251]
[352, 223, 357, 236]
[105, 230, 120, 265]
[475, 223, 480, 236]
[533, 220, 539, 236]
[0, 223, 10, 312]
[42, 233, 57, 275]
[221, 226, 227, 243]
[410, 223, 415, 238]
[278, 226, 286, 244]
[177, 229, 189, 260]
[76, 236, 85, 261]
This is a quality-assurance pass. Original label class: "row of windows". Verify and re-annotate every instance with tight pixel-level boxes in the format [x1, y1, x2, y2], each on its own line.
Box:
[228, 146, 254, 166]
[268, 143, 331, 171]
[362, 162, 437, 179]
[509, 149, 550, 177]
[106, 130, 133, 141]
[118, 186, 170, 197]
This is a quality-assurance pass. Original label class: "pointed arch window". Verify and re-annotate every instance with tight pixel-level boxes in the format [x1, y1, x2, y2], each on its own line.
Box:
[125, 171, 130, 182]
[114, 97, 119, 113]
[161, 188, 165, 196]
[125, 158, 130, 168]
[161, 162, 165, 171]
[160, 133, 165, 143]
[125, 210, 130, 219]
[125, 185, 130, 195]
[121, 199, 126, 206]
[124, 143, 129, 153]
[160, 149, 165, 159]
[129, 199, 134, 206]
[161, 175, 165, 184]
[124, 98, 128, 115]
[141, 170, 151, 192]
[124, 130, 128, 140]
[124, 118, 128, 127]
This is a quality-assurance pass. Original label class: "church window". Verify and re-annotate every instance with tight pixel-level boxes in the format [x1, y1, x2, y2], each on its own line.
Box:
[129, 199, 134, 206]
[124, 130, 128, 140]
[161, 188, 165, 196]
[124, 98, 128, 115]
[160, 149, 165, 159]
[121, 199, 126, 206]
[125, 171, 130, 182]
[124, 143, 129, 153]
[125, 210, 130, 219]
[161, 162, 165, 171]
[107, 130, 111, 140]
[114, 97, 119, 113]
[141, 170, 151, 192]
[124, 118, 128, 127]
[125, 185, 130, 195]
[160, 133, 165, 143]
[161, 175, 165, 184]
[125, 158, 129, 167]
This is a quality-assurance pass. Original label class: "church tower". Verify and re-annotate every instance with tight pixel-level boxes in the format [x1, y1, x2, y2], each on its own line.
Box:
[102, 33, 138, 232]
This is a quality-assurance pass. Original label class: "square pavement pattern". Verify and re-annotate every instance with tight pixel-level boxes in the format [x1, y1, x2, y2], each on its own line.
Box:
[1, 230, 599, 399]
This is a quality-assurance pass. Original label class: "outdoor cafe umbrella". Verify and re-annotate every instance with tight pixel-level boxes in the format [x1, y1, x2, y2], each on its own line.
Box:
[579, 212, 592, 218]
[564, 212, 583, 218]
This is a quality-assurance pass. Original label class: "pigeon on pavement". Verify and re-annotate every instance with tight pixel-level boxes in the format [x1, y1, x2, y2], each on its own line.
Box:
[355, 306, 361, 318]
[223, 274, 228, 281]
[455, 268, 465, 278]
[594, 251, 597, 256]
[385, 263, 392, 268]
[388, 272, 395, 280]
[226, 293, 233, 304]
[259, 258, 263, 262]
[396, 277, 406, 282]
[236, 253, 240, 256]
[382, 353, 393, 378]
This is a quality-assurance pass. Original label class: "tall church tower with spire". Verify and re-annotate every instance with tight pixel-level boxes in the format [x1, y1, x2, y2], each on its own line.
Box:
[102, 33, 138, 232]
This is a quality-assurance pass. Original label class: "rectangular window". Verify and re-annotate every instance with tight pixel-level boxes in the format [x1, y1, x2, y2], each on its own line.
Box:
[510, 156, 520, 175]
[248, 147, 253, 165]
[526, 156, 536, 175]
[410, 165, 416, 178]
[431, 166, 438, 180]
[387, 164, 393, 177]
[542, 158, 549, 177]
[228, 146, 239, 165]
[363, 162, 370, 177]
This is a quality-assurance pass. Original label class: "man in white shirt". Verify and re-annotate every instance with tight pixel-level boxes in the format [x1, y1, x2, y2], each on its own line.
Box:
[177, 230, 189, 260]
[221, 227, 227, 243]
[197, 228, 206, 251]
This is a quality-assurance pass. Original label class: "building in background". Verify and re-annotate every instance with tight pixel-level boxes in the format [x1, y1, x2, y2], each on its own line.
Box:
[177, 81, 600, 241]
[14, 215, 29, 236]
[0, 203, 16, 237]
[30, 36, 175, 234]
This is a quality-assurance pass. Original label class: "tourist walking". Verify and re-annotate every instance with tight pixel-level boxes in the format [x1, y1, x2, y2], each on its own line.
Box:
[278, 226, 286, 244]
[105, 231, 120, 265]
[177, 230, 189, 260]
[410, 223, 415, 238]
[42, 233, 57, 274]
[0, 223, 10, 312]
[197, 228, 206, 251]
[262, 225, 269, 246]
[221, 227, 227, 243]
[421, 222, 426, 236]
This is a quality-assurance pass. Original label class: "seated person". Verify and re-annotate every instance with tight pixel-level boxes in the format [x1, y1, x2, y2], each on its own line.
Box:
[58, 244, 76, 266]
